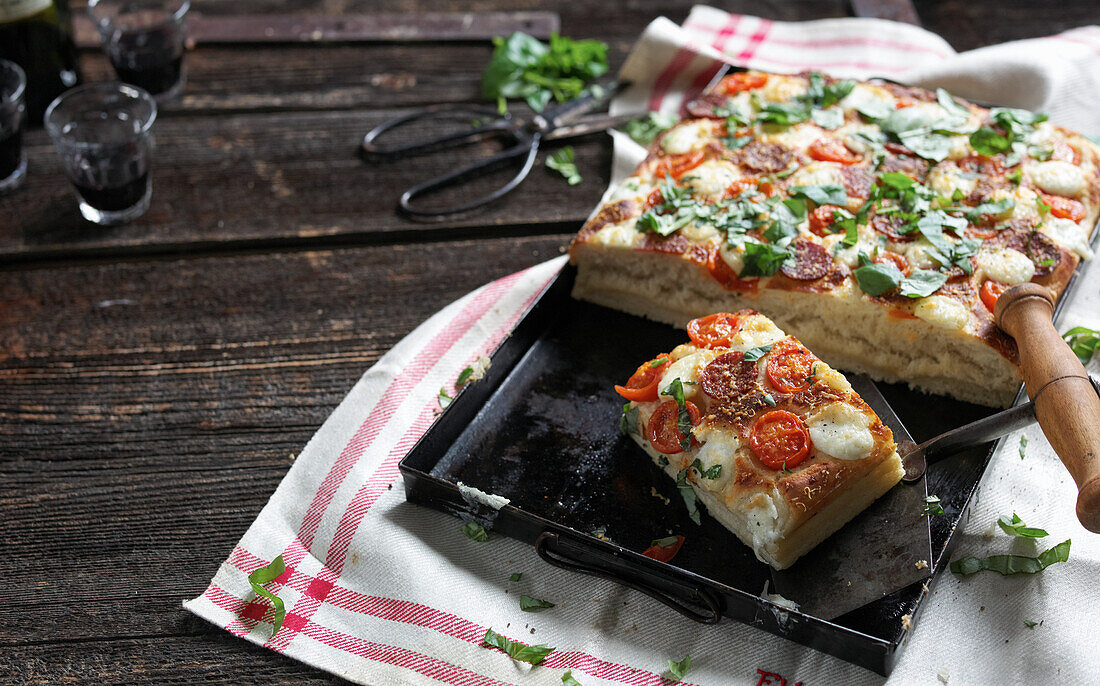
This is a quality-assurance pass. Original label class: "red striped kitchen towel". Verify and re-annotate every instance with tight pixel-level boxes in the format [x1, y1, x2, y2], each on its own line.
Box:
[186, 7, 1100, 685]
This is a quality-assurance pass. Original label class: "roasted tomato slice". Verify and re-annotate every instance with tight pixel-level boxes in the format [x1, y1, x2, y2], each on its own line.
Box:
[642, 535, 686, 562]
[808, 138, 862, 165]
[749, 410, 812, 470]
[615, 356, 671, 402]
[1041, 192, 1086, 221]
[766, 338, 818, 394]
[808, 205, 841, 237]
[653, 150, 706, 180]
[720, 71, 767, 95]
[647, 400, 702, 455]
[874, 251, 911, 276]
[687, 312, 743, 348]
[980, 280, 1008, 312]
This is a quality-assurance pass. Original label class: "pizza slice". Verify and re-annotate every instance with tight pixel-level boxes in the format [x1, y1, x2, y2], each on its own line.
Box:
[618, 309, 903, 569]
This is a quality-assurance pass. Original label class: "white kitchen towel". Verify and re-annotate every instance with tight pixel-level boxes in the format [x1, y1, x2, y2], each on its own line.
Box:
[186, 7, 1100, 685]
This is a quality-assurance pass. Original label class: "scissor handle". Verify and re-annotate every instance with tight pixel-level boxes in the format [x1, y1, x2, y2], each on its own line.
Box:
[399, 132, 541, 219]
[362, 104, 515, 158]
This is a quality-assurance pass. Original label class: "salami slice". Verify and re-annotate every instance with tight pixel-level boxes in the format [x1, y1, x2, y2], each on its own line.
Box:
[871, 213, 916, 242]
[779, 239, 833, 281]
[735, 141, 792, 174]
[879, 154, 929, 180]
[701, 351, 759, 401]
[840, 165, 874, 199]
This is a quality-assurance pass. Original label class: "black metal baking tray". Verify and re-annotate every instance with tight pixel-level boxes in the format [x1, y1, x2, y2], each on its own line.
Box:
[399, 264, 1012, 675]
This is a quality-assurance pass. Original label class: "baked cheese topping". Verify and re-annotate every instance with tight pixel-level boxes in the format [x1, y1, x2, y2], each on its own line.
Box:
[577, 70, 1098, 365]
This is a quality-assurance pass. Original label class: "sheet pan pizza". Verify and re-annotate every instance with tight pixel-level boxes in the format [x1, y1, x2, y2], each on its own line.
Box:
[571, 70, 1099, 408]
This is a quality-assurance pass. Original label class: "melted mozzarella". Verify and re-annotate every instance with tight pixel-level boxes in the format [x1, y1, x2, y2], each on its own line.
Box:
[609, 176, 654, 202]
[684, 160, 739, 200]
[1028, 160, 1086, 197]
[591, 220, 640, 248]
[1042, 216, 1094, 259]
[719, 242, 746, 275]
[690, 424, 738, 489]
[822, 225, 877, 268]
[977, 247, 1035, 285]
[807, 403, 874, 461]
[1010, 186, 1041, 223]
[660, 120, 714, 155]
[904, 238, 943, 270]
[914, 295, 971, 330]
[840, 84, 896, 114]
[927, 162, 977, 197]
[659, 349, 720, 402]
[728, 317, 786, 352]
[759, 76, 808, 104]
[758, 121, 822, 150]
[786, 161, 845, 189]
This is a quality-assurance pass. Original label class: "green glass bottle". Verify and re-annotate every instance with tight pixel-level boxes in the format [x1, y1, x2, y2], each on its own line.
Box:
[0, 0, 81, 126]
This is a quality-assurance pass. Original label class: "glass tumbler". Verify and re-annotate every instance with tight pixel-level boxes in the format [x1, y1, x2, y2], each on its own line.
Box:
[88, 0, 191, 99]
[0, 59, 27, 194]
[44, 83, 157, 226]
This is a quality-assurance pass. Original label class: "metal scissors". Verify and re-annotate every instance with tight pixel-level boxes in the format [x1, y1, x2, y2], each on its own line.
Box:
[361, 80, 634, 219]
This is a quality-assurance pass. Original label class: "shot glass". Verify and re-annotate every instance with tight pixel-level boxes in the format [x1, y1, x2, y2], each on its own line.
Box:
[88, 0, 190, 99]
[0, 59, 27, 195]
[45, 83, 157, 226]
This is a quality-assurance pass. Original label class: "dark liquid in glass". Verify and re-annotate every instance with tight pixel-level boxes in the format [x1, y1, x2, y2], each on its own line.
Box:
[75, 173, 149, 212]
[0, 130, 22, 178]
[109, 27, 183, 96]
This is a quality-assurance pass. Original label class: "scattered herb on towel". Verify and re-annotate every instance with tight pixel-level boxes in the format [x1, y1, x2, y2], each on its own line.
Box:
[457, 366, 475, 387]
[623, 111, 680, 146]
[520, 595, 555, 612]
[998, 513, 1049, 538]
[1024, 620, 1039, 629]
[1063, 325, 1100, 363]
[921, 495, 944, 516]
[950, 539, 1071, 577]
[547, 146, 582, 185]
[482, 32, 608, 113]
[667, 654, 692, 681]
[461, 521, 490, 542]
[438, 387, 453, 409]
[509, 572, 523, 582]
[483, 628, 555, 665]
[1019, 435, 1028, 460]
[562, 670, 585, 685]
[248, 555, 287, 637]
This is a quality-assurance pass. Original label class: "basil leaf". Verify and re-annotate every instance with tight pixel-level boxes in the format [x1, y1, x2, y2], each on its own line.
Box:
[854, 98, 894, 121]
[763, 198, 807, 245]
[689, 458, 722, 479]
[546, 146, 582, 185]
[620, 402, 640, 436]
[842, 222, 859, 247]
[965, 197, 1014, 221]
[675, 467, 702, 525]
[740, 241, 793, 277]
[970, 127, 1012, 156]
[483, 628, 555, 665]
[853, 262, 903, 296]
[636, 210, 687, 236]
[936, 88, 971, 119]
[520, 595, 555, 612]
[998, 513, 1049, 538]
[811, 107, 845, 130]
[438, 387, 453, 409]
[899, 269, 948, 298]
[921, 495, 944, 516]
[623, 111, 680, 146]
[1062, 325, 1100, 363]
[789, 184, 849, 206]
[562, 670, 585, 686]
[879, 172, 916, 190]
[247, 555, 287, 637]
[509, 572, 523, 582]
[461, 521, 490, 542]
[743, 343, 773, 362]
[457, 366, 475, 386]
[950, 539, 1071, 577]
[759, 102, 811, 126]
[668, 655, 692, 681]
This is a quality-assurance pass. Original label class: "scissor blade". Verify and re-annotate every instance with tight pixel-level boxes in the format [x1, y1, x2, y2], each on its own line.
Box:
[544, 113, 639, 141]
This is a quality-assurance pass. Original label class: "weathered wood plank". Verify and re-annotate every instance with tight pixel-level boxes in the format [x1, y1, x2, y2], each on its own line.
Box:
[0, 108, 605, 261]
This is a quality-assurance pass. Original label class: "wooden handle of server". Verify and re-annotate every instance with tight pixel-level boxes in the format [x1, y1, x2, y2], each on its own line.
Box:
[995, 283, 1100, 533]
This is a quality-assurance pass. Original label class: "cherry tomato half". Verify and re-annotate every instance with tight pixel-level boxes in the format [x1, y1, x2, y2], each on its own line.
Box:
[1041, 192, 1086, 221]
[980, 280, 1008, 312]
[808, 138, 861, 165]
[809, 205, 841, 237]
[687, 313, 743, 348]
[766, 338, 818, 395]
[653, 150, 706, 180]
[642, 535, 686, 563]
[647, 400, 702, 455]
[720, 72, 767, 95]
[614, 356, 671, 402]
[749, 410, 812, 470]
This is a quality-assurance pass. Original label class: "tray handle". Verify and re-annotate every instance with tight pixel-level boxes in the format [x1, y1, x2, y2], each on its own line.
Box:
[535, 532, 722, 624]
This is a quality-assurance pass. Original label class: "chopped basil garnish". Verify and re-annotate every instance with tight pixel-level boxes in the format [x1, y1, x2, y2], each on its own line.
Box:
[457, 366, 475, 386]
[811, 106, 845, 130]
[880, 107, 959, 162]
[1062, 325, 1100, 363]
[482, 628, 555, 665]
[853, 262, 904, 296]
[247, 555, 288, 637]
[854, 98, 893, 122]
[788, 184, 849, 206]
[758, 102, 811, 126]
[461, 521, 490, 542]
[562, 670, 585, 686]
[1019, 435, 1028, 460]
[675, 467, 702, 525]
[921, 495, 944, 516]
[950, 539, 1070, 577]
[661, 377, 694, 451]
[620, 403, 640, 436]
[438, 388, 454, 409]
[740, 240, 793, 277]
[509, 572, 523, 582]
[689, 458, 722, 480]
[622, 111, 680, 146]
[936, 88, 971, 119]
[763, 393, 777, 406]
[969, 127, 1012, 156]
[743, 343, 774, 362]
[667, 654, 692, 682]
[1023, 620, 1039, 629]
[898, 269, 948, 298]
[658, 455, 669, 467]
[998, 513, 1049, 538]
[803, 72, 855, 108]
[520, 595, 555, 612]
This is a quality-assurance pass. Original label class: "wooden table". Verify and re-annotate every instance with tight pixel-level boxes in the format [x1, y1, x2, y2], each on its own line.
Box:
[2, 1, 1095, 682]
